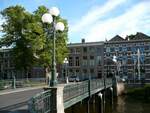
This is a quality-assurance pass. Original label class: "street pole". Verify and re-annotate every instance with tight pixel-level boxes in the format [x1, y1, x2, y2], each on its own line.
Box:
[41, 7, 65, 87]
[50, 16, 57, 87]
[137, 49, 141, 82]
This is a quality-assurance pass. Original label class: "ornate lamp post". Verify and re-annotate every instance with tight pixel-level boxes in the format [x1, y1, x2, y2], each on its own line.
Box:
[63, 58, 69, 83]
[41, 7, 65, 87]
[113, 55, 118, 76]
[137, 49, 141, 82]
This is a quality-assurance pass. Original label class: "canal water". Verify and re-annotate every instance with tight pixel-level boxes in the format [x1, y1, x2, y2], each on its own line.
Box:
[65, 96, 150, 113]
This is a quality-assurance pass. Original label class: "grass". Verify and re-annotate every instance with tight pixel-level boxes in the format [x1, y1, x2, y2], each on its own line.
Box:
[127, 84, 150, 101]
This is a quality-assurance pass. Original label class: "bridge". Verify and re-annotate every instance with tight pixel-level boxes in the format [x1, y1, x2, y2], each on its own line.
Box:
[28, 78, 118, 113]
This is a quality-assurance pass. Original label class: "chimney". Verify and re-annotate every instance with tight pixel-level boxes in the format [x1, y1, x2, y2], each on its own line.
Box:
[81, 38, 85, 43]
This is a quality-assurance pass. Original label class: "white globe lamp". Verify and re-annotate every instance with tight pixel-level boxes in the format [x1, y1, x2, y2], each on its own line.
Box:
[55, 22, 65, 31]
[49, 7, 60, 16]
[113, 55, 117, 63]
[41, 13, 53, 24]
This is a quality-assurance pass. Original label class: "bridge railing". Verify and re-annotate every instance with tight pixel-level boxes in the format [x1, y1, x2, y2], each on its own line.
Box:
[28, 78, 113, 113]
[63, 81, 89, 102]
[90, 79, 103, 91]
[106, 78, 113, 86]
[63, 78, 112, 102]
[28, 90, 54, 113]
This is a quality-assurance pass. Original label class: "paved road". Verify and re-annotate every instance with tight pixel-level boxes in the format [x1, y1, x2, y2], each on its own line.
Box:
[0, 87, 44, 113]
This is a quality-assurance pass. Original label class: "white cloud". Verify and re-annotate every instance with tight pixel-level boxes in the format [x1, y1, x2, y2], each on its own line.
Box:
[84, 1, 150, 42]
[70, 0, 126, 33]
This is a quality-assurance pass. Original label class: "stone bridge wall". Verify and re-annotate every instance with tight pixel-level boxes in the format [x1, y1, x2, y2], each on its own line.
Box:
[116, 82, 125, 96]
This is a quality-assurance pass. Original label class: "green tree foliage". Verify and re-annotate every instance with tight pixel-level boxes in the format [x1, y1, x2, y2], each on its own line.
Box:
[33, 6, 68, 67]
[0, 5, 68, 76]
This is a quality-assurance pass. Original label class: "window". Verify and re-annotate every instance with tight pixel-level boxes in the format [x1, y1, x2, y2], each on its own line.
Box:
[69, 69, 74, 76]
[98, 70, 102, 78]
[110, 47, 114, 52]
[89, 47, 95, 52]
[144, 45, 149, 51]
[97, 47, 101, 53]
[90, 56, 94, 66]
[75, 48, 80, 53]
[90, 56, 94, 59]
[82, 56, 87, 66]
[83, 47, 87, 53]
[115, 47, 119, 52]
[104, 48, 106, 52]
[106, 47, 110, 52]
[76, 69, 79, 76]
[69, 57, 73, 66]
[97, 56, 101, 66]
[90, 69, 94, 73]
[83, 69, 88, 79]
[119, 47, 122, 51]
[127, 47, 131, 51]
[75, 57, 80, 66]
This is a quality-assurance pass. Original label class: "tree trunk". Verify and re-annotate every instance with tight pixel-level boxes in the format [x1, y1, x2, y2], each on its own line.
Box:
[24, 67, 29, 82]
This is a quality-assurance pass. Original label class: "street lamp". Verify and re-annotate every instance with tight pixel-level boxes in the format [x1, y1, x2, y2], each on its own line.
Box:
[113, 55, 118, 77]
[137, 49, 141, 82]
[41, 7, 65, 87]
[63, 58, 69, 83]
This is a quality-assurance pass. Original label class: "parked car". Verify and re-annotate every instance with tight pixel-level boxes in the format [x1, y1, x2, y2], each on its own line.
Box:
[69, 76, 80, 82]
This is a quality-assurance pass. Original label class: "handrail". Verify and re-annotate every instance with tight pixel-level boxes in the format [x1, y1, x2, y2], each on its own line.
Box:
[28, 90, 53, 113]
[28, 78, 113, 113]
[63, 78, 112, 102]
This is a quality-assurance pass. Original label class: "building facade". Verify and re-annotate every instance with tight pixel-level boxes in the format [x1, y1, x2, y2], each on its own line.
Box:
[104, 32, 150, 81]
[1, 32, 150, 81]
[62, 39, 104, 80]
[0, 49, 44, 79]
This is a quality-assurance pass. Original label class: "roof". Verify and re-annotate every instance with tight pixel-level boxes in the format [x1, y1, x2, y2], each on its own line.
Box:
[125, 32, 150, 41]
[106, 32, 150, 44]
[108, 35, 125, 42]
[68, 41, 104, 47]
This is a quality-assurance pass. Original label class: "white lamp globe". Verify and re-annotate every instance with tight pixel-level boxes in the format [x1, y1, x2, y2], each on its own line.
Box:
[113, 56, 117, 62]
[55, 22, 65, 31]
[41, 13, 53, 24]
[63, 58, 68, 64]
[49, 7, 60, 16]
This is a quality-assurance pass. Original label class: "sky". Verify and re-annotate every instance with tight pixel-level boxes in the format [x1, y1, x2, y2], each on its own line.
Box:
[0, 0, 150, 43]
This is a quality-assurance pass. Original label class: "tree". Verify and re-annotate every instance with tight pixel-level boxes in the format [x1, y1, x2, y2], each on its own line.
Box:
[33, 6, 68, 79]
[0, 5, 68, 79]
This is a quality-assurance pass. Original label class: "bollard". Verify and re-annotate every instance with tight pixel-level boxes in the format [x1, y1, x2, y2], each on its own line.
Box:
[12, 75, 16, 89]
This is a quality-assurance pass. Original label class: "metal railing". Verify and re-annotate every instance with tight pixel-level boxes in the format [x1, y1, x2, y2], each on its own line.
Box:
[0, 80, 12, 90]
[63, 78, 112, 102]
[28, 90, 54, 113]
[63, 81, 89, 102]
[0, 78, 46, 90]
[28, 78, 113, 113]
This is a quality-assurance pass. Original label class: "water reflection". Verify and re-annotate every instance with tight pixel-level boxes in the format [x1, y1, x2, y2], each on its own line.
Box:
[110, 96, 150, 113]
[65, 96, 150, 113]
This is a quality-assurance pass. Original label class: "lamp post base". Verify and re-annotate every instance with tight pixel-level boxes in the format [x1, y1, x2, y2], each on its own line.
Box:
[50, 80, 57, 87]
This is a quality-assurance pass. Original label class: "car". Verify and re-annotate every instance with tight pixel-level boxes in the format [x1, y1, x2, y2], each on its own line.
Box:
[69, 76, 80, 82]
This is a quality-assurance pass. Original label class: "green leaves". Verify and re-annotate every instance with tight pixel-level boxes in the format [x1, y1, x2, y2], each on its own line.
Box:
[0, 5, 68, 72]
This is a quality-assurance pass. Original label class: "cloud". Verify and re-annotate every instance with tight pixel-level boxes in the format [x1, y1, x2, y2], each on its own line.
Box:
[70, 0, 126, 33]
[84, 1, 150, 42]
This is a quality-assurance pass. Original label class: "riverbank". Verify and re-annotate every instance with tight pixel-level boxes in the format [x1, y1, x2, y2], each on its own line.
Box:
[126, 84, 150, 101]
